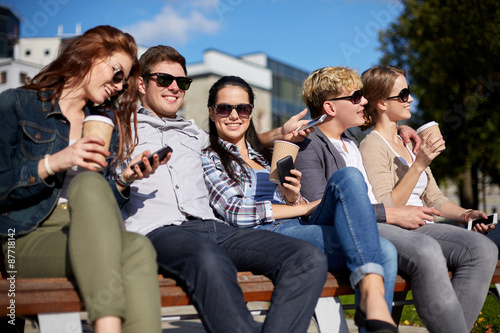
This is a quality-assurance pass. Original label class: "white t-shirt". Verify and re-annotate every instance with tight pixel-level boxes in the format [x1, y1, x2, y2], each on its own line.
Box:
[328, 137, 378, 204]
[371, 131, 432, 223]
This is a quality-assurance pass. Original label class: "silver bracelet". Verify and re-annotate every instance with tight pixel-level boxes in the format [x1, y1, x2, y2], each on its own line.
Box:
[116, 172, 133, 187]
[44, 154, 55, 176]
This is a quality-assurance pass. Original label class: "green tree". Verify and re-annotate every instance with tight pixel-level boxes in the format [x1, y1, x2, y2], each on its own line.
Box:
[379, 0, 500, 208]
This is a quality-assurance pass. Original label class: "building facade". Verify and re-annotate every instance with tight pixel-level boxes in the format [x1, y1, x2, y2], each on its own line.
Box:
[0, 58, 41, 90]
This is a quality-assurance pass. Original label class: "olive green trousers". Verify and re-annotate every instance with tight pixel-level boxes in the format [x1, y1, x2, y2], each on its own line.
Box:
[3, 172, 161, 332]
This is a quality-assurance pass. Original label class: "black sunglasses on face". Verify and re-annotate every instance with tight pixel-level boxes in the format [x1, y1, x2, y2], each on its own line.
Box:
[213, 103, 254, 118]
[108, 63, 126, 85]
[145, 73, 193, 90]
[328, 89, 363, 104]
[386, 87, 410, 102]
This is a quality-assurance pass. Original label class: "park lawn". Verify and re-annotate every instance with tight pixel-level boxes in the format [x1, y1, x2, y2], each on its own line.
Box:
[340, 288, 500, 332]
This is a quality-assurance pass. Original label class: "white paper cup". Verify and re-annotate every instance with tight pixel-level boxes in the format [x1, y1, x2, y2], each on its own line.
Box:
[269, 140, 299, 184]
[416, 121, 445, 152]
[82, 116, 114, 172]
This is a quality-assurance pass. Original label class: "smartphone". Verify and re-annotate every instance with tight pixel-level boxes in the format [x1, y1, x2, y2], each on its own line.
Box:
[294, 114, 326, 132]
[467, 213, 498, 230]
[277, 155, 295, 186]
[130, 146, 172, 172]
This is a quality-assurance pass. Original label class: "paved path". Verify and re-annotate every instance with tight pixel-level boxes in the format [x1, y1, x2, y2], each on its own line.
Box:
[159, 304, 430, 333]
[22, 304, 430, 332]
[160, 318, 429, 332]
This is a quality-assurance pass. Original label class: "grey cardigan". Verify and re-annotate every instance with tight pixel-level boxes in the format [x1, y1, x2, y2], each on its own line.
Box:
[295, 127, 387, 223]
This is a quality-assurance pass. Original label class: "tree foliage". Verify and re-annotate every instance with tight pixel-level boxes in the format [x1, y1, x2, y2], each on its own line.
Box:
[379, 0, 500, 207]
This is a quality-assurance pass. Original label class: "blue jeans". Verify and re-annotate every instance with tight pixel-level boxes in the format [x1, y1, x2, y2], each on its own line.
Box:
[147, 219, 327, 333]
[256, 167, 397, 311]
[378, 222, 498, 332]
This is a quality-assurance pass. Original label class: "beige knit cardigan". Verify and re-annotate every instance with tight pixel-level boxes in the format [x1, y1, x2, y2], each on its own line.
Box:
[359, 130, 449, 210]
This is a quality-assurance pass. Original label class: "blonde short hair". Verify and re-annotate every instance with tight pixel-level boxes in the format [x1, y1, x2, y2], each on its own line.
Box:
[302, 66, 362, 118]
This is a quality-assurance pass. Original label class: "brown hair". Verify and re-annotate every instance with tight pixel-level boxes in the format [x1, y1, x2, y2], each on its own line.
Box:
[139, 45, 188, 77]
[360, 65, 406, 130]
[22, 25, 140, 164]
[302, 66, 362, 119]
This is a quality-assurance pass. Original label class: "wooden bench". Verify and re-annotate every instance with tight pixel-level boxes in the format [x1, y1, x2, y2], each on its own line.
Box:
[1, 262, 499, 332]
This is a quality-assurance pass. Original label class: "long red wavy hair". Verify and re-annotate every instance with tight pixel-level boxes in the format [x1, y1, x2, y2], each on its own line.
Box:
[23, 25, 140, 164]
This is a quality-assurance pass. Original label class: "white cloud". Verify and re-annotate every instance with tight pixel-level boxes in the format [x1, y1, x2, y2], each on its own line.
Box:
[122, 4, 221, 46]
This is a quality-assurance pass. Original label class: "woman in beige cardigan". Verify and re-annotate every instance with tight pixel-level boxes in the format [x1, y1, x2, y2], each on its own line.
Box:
[359, 64, 498, 333]
[360, 65, 492, 227]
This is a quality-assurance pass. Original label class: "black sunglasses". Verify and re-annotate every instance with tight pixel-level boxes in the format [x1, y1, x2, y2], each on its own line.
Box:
[108, 63, 126, 85]
[145, 73, 193, 90]
[213, 103, 254, 118]
[386, 87, 410, 102]
[328, 89, 363, 104]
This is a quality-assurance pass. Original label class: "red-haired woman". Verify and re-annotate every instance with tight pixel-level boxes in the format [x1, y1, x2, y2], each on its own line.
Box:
[0, 26, 164, 333]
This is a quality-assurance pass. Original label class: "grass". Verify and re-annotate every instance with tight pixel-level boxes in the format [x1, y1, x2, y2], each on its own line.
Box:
[339, 286, 500, 332]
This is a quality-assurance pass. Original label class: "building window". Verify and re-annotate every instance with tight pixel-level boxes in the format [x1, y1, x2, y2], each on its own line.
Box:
[20, 73, 28, 85]
[0, 72, 6, 84]
[25, 49, 31, 56]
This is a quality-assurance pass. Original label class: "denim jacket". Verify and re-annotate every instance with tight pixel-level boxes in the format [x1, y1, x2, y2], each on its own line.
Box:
[0, 89, 128, 237]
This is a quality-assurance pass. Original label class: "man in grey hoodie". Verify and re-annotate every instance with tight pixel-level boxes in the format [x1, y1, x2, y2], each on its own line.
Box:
[118, 45, 328, 333]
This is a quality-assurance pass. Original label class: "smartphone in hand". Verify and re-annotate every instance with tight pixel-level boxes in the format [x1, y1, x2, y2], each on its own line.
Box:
[294, 114, 326, 132]
[130, 146, 172, 172]
[277, 155, 295, 186]
[467, 213, 498, 230]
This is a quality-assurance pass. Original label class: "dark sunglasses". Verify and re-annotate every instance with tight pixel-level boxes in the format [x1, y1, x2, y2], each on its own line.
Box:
[328, 89, 363, 104]
[213, 103, 254, 118]
[108, 63, 126, 85]
[145, 73, 193, 90]
[386, 87, 410, 102]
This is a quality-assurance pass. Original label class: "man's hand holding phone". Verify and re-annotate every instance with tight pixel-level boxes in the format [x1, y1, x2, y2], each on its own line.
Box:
[130, 146, 172, 173]
[117, 146, 172, 189]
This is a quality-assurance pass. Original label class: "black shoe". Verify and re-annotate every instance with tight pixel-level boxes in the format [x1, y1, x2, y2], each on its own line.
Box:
[354, 307, 398, 333]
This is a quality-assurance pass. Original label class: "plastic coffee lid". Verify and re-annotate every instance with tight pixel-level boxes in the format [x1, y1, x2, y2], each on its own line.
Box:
[83, 115, 114, 126]
[273, 140, 299, 148]
[416, 121, 438, 133]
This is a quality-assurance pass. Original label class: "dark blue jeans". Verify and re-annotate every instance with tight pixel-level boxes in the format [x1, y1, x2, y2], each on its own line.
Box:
[483, 226, 500, 259]
[147, 220, 327, 333]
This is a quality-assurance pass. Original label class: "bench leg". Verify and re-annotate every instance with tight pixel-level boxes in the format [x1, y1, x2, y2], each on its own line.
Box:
[489, 283, 500, 304]
[37, 312, 82, 333]
[314, 297, 349, 333]
[391, 291, 408, 325]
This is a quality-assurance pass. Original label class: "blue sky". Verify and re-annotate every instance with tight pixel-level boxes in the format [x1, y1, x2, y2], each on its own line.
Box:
[4, 0, 403, 73]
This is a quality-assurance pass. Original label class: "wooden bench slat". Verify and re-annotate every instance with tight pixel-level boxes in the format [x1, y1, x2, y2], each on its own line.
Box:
[1, 262, 499, 318]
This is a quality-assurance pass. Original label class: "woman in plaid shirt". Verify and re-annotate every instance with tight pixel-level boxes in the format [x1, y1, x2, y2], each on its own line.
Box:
[201, 76, 398, 333]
